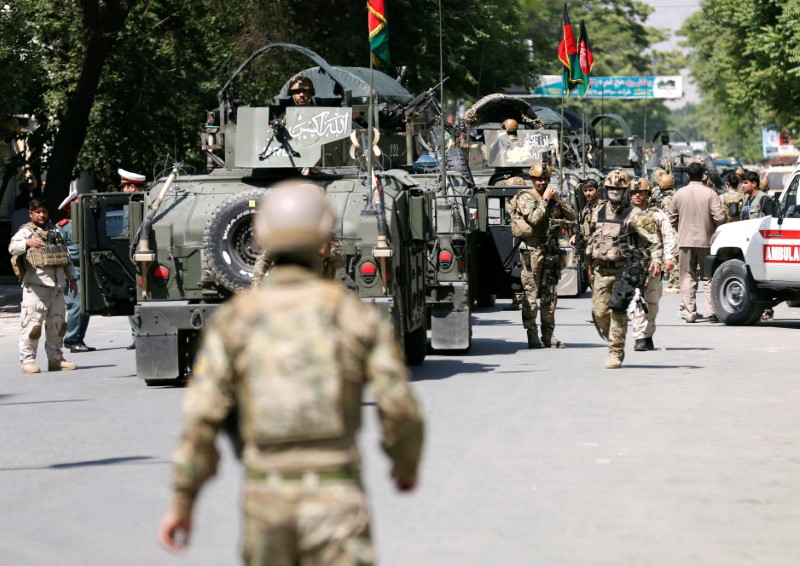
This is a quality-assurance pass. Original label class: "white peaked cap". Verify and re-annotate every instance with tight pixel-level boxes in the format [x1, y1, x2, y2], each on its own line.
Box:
[58, 186, 79, 210]
[118, 168, 145, 184]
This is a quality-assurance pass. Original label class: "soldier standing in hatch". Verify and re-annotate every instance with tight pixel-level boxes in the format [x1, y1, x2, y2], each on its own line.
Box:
[158, 181, 424, 565]
[287, 74, 315, 107]
[628, 178, 676, 351]
[9, 198, 79, 374]
[587, 170, 663, 369]
[509, 163, 575, 348]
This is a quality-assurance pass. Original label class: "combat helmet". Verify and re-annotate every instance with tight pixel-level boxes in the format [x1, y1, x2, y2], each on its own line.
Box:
[503, 118, 519, 142]
[529, 163, 552, 179]
[503, 176, 527, 186]
[659, 173, 675, 190]
[604, 169, 630, 204]
[630, 177, 651, 192]
[650, 168, 665, 186]
[254, 181, 334, 253]
[288, 74, 315, 96]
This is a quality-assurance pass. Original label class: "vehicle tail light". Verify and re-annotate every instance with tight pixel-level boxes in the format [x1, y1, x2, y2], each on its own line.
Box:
[152, 264, 170, 286]
[439, 250, 453, 269]
[359, 261, 378, 284]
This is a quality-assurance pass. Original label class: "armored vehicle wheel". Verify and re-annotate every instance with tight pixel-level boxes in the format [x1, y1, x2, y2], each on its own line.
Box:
[404, 324, 428, 366]
[711, 259, 765, 325]
[202, 189, 267, 291]
[475, 288, 496, 307]
[445, 148, 474, 185]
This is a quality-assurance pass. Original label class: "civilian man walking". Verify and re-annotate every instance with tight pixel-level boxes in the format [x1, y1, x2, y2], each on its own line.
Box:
[668, 162, 725, 323]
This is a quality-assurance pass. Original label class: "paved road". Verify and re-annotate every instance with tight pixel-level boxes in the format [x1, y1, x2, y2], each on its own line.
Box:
[1, 291, 799, 565]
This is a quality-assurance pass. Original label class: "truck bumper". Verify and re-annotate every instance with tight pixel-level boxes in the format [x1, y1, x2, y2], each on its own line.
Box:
[429, 282, 470, 350]
[134, 301, 220, 381]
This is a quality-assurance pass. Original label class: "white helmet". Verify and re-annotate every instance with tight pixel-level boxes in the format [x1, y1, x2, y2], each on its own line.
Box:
[254, 181, 335, 253]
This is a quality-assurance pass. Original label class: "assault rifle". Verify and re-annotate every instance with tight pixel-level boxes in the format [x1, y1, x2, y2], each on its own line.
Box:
[608, 233, 648, 313]
[540, 212, 566, 307]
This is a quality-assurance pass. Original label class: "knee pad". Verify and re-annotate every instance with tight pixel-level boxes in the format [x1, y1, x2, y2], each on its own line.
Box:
[29, 324, 42, 340]
[58, 322, 67, 337]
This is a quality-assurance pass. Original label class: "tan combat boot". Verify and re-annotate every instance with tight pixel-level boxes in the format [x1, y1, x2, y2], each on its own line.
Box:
[605, 353, 623, 369]
[48, 359, 78, 371]
[21, 362, 41, 374]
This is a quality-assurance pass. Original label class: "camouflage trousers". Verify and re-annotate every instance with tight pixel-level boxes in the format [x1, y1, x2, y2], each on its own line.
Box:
[19, 283, 67, 364]
[520, 247, 557, 339]
[591, 266, 628, 357]
[242, 475, 373, 566]
[628, 275, 662, 340]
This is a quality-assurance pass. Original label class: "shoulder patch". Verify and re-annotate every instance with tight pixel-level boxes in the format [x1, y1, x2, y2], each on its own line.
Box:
[57, 219, 70, 227]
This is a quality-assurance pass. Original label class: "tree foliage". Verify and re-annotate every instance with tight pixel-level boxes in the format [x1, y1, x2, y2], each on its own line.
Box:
[1, 0, 684, 206]
[681, 0, 800, 161]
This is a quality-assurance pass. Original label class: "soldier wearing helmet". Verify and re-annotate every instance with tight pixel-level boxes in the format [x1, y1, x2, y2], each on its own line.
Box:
[505, 162, 575, 348]
[159, 180, 424, 564]
[587, 169, 663, 368]
[502, 118, 519, 142]
[288, 74, 315, 106]
[628, 177, 676, 352]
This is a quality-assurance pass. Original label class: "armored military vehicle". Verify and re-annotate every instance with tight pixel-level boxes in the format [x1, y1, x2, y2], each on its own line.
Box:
[457, 94, 602, 302]
[74, 43, 469, 384]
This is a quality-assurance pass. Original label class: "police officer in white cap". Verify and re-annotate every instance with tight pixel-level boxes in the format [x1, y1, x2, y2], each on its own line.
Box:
[118, 168, 145, 348]
[57, 186, 95, 353]
[119, 168, 146, 192]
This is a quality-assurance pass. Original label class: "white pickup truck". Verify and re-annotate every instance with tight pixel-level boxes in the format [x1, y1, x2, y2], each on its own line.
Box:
[705, 168, 800, 324]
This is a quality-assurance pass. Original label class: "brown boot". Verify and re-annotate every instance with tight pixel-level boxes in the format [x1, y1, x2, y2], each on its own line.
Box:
[48, 359, 78, 371]
[605, 353, 623, 369]
[21, 362, 41, 374]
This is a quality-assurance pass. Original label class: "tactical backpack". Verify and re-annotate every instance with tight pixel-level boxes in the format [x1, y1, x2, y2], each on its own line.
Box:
[721, 190, 743, 222]
[506, 191, 536, 239]
[242, 284, 348, 445]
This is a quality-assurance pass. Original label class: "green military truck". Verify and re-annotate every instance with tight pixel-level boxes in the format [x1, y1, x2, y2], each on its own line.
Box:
[74, 43, 457, 384]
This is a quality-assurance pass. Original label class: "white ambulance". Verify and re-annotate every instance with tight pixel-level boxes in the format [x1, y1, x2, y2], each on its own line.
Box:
[705, 166, 800, 324]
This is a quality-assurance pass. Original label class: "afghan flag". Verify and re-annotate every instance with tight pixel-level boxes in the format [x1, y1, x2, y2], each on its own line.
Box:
[368, 0, 390, 67]
[574, 20, 594, 96]
[557, 4, 579, 95]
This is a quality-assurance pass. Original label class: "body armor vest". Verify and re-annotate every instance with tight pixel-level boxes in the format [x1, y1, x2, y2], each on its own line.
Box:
[721, 189, 744, 222]
[591, 204, 634, 262]
[25, 223, 71, 269]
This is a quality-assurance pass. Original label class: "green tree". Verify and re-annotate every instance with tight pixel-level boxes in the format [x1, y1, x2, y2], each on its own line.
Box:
[681, 0, 800, 162]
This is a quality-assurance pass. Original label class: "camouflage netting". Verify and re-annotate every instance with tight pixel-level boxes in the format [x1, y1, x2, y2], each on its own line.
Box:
[462, 94, 545, 129]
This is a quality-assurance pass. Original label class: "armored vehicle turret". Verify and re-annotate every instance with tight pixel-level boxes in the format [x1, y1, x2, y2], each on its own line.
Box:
[74, 43, 469, 384]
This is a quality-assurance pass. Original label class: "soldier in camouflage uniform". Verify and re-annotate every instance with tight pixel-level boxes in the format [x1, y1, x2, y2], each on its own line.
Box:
[502, 175, 528, 311]
[8, 198, 78, 374]
[507, 163, 575, 348]
[569, 178, 602, 250]
[719, 173, 745, 224]
[587, 170, 663, 369]
[628, 178, 676, 351]
[158, 181, 424, 565]
[655, 173, 680, 294]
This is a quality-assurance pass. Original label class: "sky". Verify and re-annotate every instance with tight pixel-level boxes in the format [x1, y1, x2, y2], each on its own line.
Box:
[643, 0, 702, 106]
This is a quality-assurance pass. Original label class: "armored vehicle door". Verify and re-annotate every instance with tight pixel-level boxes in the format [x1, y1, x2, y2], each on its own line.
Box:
[74, 192, 144, 316]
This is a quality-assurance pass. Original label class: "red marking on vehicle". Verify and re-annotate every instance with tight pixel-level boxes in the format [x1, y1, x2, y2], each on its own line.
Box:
[760, 229, 800, 239]
[359, 261, 378, 284]
[763, 245, 800, 263]
[438, 250, 453, 269]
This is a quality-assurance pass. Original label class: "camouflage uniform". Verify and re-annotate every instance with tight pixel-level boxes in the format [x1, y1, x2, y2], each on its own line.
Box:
[588, 203, 662, 367]
[9, 222, 77, 369]
[629, 208, 676, 343]
[168, 265, 424, 565]
[252, 238, 345, 286]
[512, 187, 575, 346]
[720, 188, 745, 223]
[656, 189, 680, 293]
